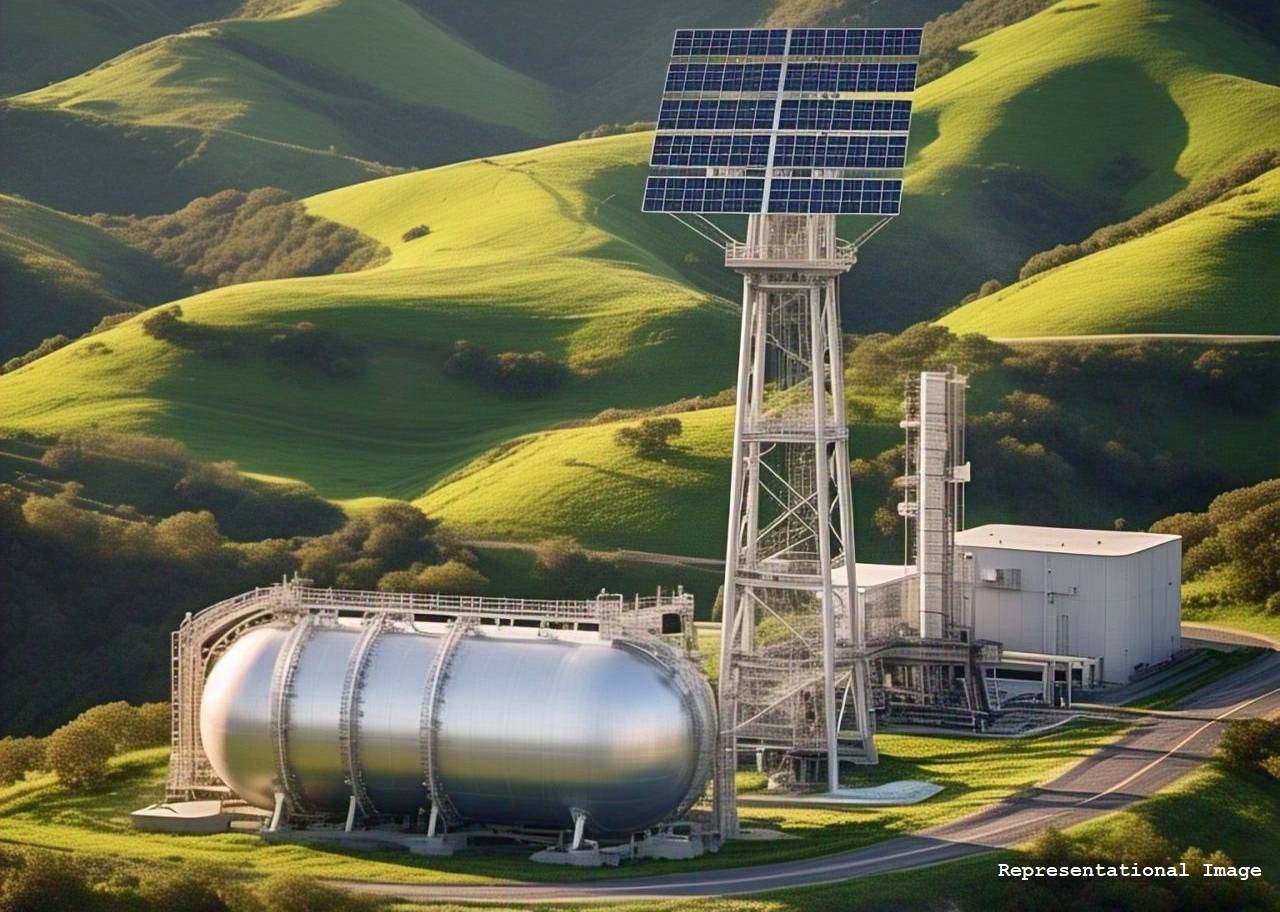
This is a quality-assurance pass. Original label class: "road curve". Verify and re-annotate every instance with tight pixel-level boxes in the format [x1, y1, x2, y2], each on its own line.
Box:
[333, 634, 1280, 905]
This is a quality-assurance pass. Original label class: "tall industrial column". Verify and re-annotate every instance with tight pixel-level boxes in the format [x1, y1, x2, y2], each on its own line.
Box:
[715, 214, 876, 837]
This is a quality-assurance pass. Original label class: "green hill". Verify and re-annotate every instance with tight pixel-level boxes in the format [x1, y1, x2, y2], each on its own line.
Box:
[939, 166, 1280, 335]
[0, 132, 736, 502]
[3, 0, 1278, 558]
[0, 0, 238, 96]
[0, 0, 963, 217]
[0, 194, 177, 356]
[851, 0, 1280, 329]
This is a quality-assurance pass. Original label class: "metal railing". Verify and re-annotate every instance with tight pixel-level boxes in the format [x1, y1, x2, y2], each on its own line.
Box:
[725, 239, 856, 267]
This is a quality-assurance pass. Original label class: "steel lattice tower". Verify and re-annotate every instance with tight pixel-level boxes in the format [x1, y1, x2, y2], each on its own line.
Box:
[713, 215, 877, 836]
[641, 26, 925, 839]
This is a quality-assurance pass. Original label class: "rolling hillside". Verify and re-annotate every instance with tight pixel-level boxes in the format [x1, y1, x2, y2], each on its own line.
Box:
[0, 132, 737, 502]
[2, 0, 1277, 561]
[0, 194, 177, 356]
[0, 0, 239, 96]
[2, 0, 957, 218]
[939, 166, 1280, 335]
[853, 0, 1280, 328]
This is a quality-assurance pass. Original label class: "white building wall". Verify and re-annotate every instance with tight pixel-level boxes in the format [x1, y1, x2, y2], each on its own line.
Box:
[967, 540, 1181, 683]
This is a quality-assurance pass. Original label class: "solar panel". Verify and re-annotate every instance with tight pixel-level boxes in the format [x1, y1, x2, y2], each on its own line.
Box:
[643, 27, 922, 215]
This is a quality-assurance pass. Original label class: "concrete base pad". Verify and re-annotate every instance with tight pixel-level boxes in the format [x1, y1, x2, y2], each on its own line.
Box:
[739, 779, 942, 809]
[530, 844, 620, 867]
[131, 801, 270, 834]
[633, 833, 708, 860]
[261, 827, 469, 856]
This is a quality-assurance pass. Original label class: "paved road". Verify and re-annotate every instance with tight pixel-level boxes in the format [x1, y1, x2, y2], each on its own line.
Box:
[334, 633, 1280, 905]
[992, 333, 1280, 345]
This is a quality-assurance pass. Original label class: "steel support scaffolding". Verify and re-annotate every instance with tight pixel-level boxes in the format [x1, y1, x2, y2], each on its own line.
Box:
[716, 213, 876, 838]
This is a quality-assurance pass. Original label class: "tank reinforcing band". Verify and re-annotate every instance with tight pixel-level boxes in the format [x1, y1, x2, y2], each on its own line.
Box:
[337, 615, 387, 821]
[267, 615, 315, 818]
[420, 615, 473, 828]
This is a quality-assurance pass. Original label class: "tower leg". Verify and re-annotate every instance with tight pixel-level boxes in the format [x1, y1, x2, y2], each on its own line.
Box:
[808, 284, 840, 793]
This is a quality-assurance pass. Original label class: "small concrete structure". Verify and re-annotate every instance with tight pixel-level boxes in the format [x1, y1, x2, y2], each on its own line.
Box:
[131, 800, 230, 834]
[958, 524, 1181, 684]
[130, 800, 269, 833]
[738, 780, 942, 809]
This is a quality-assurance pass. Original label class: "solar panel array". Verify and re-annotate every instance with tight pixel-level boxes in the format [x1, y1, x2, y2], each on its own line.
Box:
[643, 27, 922, 216]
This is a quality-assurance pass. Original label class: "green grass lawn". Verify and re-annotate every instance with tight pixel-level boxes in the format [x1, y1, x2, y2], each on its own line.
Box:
[0, 721, 1124, 886]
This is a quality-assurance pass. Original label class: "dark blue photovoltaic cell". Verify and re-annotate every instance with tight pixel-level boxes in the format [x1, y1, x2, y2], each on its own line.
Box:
[657, 99, 777, 130]
[773, 134, 907, 169]
[788, 28, 921, 57]
[665, 63, 782, 93]
[643, 177, 766, 213]
[671, 29, 787, 57]
[766, 178, 902, 214]
[778, 99, 911, 131]
[782, 62, 916, 93]
[651, 134, 772, 168]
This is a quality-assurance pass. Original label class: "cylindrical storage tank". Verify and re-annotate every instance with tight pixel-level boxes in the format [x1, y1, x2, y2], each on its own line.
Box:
[199, 622, 714, 836]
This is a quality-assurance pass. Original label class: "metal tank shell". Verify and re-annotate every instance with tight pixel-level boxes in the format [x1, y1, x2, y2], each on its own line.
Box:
[199, 623, 714, 835]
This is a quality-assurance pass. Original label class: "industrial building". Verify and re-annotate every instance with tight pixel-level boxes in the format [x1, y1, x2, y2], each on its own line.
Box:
[958, 524, 1182, 685]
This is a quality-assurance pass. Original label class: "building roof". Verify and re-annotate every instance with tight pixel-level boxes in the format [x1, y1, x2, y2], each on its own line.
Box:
[955, 524, 1179, 557]
[832, 562, 916, 590]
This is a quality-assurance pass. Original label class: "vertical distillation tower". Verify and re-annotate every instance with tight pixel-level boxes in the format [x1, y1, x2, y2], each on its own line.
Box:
[715, 216, 876, 836]
[900, 369, 971, 639]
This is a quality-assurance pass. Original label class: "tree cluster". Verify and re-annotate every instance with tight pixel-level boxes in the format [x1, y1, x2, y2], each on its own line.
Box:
[443, 340, 567, 398]
[530, 538, 616, 597]
[142, 307, 367, 377]
[1002, 819, 1278, 912]
[0, 701, 168, 790]
[614, 417, 683, 459]
[91, 187, 387, 292]
[2, 312, 133, 375]
[35, 429, 343, 541]
[846, 334, 1280, 553]
[1218, 719, 1280, 781]
[0, 849, 381, 912]
[1152, 479, 1280, 612]
[844, 322, 1008, 391]
[0, 432, 463, 733]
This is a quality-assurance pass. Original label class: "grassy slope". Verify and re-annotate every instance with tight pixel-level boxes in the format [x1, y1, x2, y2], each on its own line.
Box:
[0, 0, 555, 215]
[0, 721, 1123, 885]
[0, 0, 238, 96]
[0, 132, 737, 501]
[9, 0, 556, 163]
[0, 194, 177, 355]
[940, 161, 1280, 335]
[852, 0, 1280, 330]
